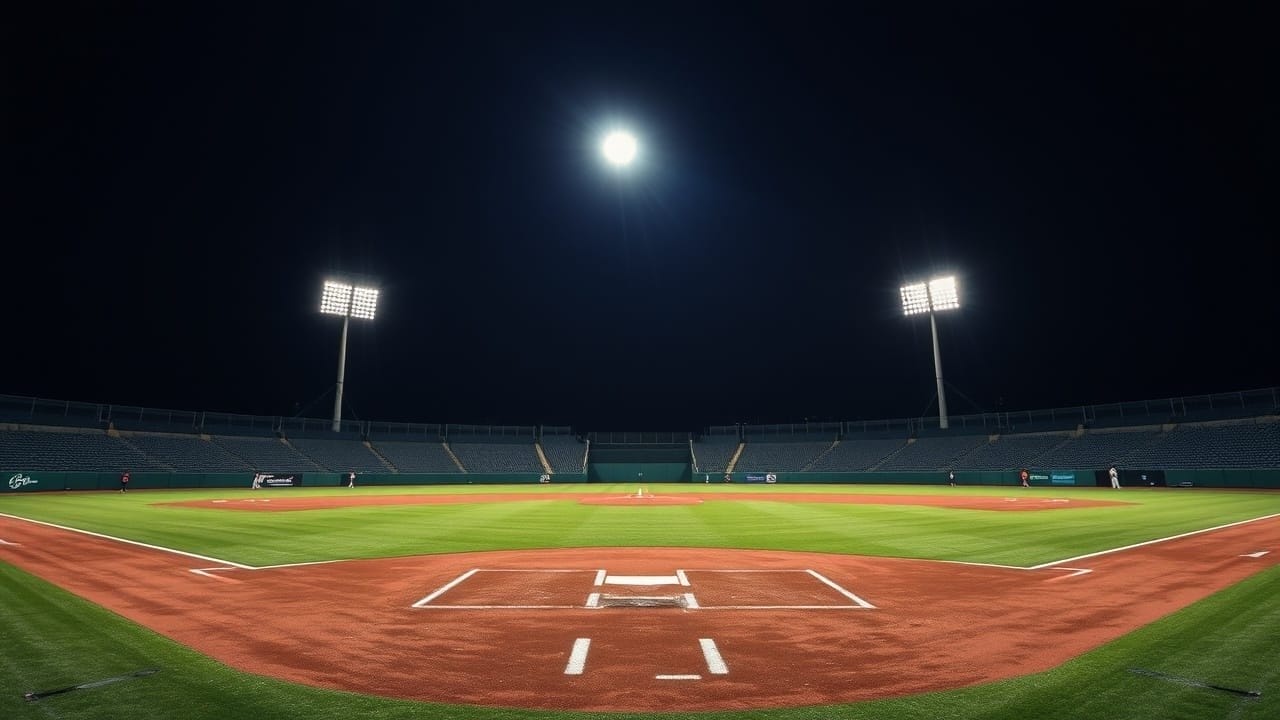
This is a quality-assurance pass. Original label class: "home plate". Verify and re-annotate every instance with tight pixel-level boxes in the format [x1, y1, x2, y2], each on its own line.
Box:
[604, 575, 681, 585]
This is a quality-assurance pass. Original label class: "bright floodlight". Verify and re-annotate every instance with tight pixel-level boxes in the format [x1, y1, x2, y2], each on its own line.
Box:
[929, 276, 959, 311]
[350, 286, 379, 320]
[601, 130, 638, 166]
[900, 276, 959, 315]
[320, 281, 378, 320]
[900, 282, 931, 316]
[321, 281, 353, 316]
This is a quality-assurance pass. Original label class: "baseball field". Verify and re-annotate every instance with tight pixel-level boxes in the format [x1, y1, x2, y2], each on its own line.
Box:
[2, 483, 1279, 720]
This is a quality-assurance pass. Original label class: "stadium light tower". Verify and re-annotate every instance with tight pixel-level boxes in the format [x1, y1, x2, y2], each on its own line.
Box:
[900, 275, 960, 430]
[320, 280, 379, 432]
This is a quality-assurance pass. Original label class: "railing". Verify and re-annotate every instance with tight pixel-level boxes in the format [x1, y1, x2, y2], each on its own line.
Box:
[2, 385, 1276, 443]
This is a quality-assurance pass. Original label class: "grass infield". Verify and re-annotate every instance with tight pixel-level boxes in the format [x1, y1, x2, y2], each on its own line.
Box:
[2, 483, 1279, 719]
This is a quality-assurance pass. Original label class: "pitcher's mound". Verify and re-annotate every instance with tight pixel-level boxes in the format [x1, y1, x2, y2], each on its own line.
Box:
[580, 494, 703, 506]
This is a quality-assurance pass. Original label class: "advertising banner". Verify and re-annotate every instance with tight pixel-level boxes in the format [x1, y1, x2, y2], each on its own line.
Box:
[251, 473, 303, 488]
[5, 472, 40, 492]
[743, 474, 778, 484]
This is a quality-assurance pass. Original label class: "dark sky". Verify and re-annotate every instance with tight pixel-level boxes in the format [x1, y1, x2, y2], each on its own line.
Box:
[3, 1, 1276, 430]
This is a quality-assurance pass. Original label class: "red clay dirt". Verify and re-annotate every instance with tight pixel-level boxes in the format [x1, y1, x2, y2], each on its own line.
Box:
[161, 492, 1130, 511]
[2, 505, 1278, 712]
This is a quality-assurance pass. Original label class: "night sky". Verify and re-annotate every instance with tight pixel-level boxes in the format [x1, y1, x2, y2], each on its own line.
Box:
[4, 2, 1276, 430]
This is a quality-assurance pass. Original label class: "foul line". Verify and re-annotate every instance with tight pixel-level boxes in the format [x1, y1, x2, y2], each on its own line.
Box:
[412, 569, 479, 607]
[806, 569, 877, 608]
[0, 512, 252, 569]
[1030, 512, 1280, 569]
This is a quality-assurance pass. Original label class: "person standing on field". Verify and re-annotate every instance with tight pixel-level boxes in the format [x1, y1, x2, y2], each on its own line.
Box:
[1109, 465, 1121, 489]
[948, 470, 956, 486]
[346, 470, 356, 488]
[119, 470, 130, 492]
[1019, 468, 1030, 488]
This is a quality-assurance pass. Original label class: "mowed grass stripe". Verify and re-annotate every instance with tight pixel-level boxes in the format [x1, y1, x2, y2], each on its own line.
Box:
[1, 487, 1279, 568]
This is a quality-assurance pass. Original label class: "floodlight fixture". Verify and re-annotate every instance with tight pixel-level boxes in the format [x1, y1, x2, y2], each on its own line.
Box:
[900, 274, 961, 430]
[320, 278, 379, 431]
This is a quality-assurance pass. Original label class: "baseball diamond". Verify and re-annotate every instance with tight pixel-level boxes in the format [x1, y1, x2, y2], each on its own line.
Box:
[1, 488, 1278, 717]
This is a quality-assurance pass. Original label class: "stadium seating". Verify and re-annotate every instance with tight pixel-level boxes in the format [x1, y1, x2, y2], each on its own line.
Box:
[123, 433, 252, 471]
[950, 432, 1070, 470]
[808, 437, 909, 471]
[691, 436, 740, 473]
[734, 441, 832, 472]
[875, 434, 988, 471]
[210, 436, 322, 472]
[0, 427, 158, 471]
[369, 441, 460, 472]
[540, 435, 587, 473]
[1124, 421, 1280, 469]
[449, 442, 543, 472]
[287, 438, 390, 472]
[1031, 428, 1161, 469]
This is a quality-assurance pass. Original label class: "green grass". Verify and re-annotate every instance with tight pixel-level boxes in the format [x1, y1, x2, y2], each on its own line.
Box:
[2, 484, 1279, 719]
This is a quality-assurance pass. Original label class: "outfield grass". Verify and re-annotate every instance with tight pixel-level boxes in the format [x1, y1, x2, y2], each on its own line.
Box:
[2, 484, 1279, 719]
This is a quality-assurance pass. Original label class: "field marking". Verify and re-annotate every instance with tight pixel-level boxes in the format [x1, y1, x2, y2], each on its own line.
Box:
[411, 568, 478, 607]
[1029, 512, 1280, 569]
[564, 638, 590, 675]
[0, 538, 21, 545]
[1241, 551, 1270, 558]
[585, 592, 601, 607]
[656, 674, 702, 680]
[675, 569, 690, 586]
[700, 638, 728, 674]
[806, 569, 877, 608]
[603, 575, 681, 585]
[1045, 568, 1093, 581]
[0, 512, 253, 569]
[593, 570, 606, 586]
[684, 592, 700, 609]
[189, 568, 242, 584]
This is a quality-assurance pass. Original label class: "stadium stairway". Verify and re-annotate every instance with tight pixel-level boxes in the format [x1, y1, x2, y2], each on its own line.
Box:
[804, 439, 840, 471]
[534, 443, 553, 474]
[443, 442, 467, 472]
[725, 442, 745, 474]
[365, 441, 398, 472]
[115, 433, 176, 471]
[870, 439, 913, 471]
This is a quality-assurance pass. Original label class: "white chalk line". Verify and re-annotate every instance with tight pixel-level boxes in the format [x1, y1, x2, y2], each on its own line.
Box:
[3, 510, 1276, 589]
[564, 638, 590, 675]
[656, 674, 702, 680]
[412, 569, 479, 607]
[806, 569, 877, 608]
[700, 638, 728, 674]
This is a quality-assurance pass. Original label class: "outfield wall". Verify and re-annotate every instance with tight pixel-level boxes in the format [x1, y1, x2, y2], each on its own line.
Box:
[3, 469, 1277, 493]
[1, 471, 588, 492]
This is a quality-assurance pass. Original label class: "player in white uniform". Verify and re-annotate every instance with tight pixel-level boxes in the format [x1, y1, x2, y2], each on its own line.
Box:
[1109, 466, 1121, 489]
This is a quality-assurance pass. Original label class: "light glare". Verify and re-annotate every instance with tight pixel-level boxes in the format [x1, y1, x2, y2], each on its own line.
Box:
[320, 281, 353, 316]
[601, 130, 638, 166]
[900, 283, 931, 316]
[320, 281, 378, 320]
[929, 276, 960, 311]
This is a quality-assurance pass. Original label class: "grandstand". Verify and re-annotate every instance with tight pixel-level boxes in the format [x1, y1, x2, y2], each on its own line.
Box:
[287, 438, 389, 472]
[540, 435, 587, 473]
[0, 427, 158, 471]
[1124, 419, 1280, 469]
[809, 437, 908, 471]
[369, 441, 460, 472]
[122, 433, 252, 472]
[874, 434, 988, 471]
[449, 442, 543, 472]
[210, 436, 323, 472]
[734, 441, 832, 472]
[1031, 428, 1162, 469]
[949, 432, 1070, 471]
[691, 435, 739, 473]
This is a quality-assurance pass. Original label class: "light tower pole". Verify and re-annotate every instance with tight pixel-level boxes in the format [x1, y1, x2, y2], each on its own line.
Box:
[901, 276, 960, 430]
[320, 280, 379, 432]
